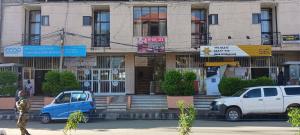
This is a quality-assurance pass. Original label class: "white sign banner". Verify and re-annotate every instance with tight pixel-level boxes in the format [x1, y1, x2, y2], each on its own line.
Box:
[200, 46, 248, 57]
[4, 46, 23, 57]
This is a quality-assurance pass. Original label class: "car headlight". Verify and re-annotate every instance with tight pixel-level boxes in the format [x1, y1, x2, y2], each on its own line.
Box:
[216, 101, 224, 105]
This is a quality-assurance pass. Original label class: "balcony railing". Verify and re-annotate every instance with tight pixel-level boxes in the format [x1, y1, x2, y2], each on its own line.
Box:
[191, 33, 209, 48]
[261, 32, 282, 47]
[22, 34, 41, 45]
[92, 34, 110, 47]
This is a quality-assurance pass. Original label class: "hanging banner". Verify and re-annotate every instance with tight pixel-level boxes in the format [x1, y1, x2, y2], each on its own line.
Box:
[137, 37, 165, 53]
[4, 45, 86, 57]
[200, 45, 272, 57]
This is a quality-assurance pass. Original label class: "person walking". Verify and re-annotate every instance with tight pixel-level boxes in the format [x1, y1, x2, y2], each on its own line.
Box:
[16, 90, 31, 135]
[25, 80, 33, 97]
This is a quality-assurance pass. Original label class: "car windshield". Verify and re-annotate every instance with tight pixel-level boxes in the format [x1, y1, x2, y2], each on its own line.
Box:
[232, 88, 248, 97]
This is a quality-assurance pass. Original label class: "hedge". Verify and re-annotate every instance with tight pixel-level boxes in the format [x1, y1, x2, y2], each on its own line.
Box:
[0, 71, 18, 96]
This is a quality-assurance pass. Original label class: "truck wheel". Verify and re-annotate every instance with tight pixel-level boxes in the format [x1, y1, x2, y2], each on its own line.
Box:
[41, 114, 51, 124]
[226, 107, 242, 121]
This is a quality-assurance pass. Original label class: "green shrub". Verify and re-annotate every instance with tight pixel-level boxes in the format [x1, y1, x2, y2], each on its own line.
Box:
[177, 101, 196, 135]
[219, 77, 275, 96]
[0, 71, 18, 96]
[288, 108, 300, 135]
[42, 71, 80, 96]
[161, 70, 196, 96]
[64, 111, 86, 135]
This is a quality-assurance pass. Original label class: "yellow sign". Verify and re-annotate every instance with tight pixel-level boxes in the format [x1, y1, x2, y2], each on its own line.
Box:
[205, 61, 240, 67]
[200, 45, 272, 57]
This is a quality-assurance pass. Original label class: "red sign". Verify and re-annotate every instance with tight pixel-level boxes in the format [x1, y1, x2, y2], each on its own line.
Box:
[137, 37, 165, 53]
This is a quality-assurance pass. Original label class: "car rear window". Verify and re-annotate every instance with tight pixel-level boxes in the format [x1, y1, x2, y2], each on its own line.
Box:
[285, 87, 300, 95]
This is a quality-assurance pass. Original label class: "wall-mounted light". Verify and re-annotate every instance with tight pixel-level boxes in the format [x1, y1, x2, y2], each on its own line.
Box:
[246, 36, 250, 39]
[228, 36, 232, 39]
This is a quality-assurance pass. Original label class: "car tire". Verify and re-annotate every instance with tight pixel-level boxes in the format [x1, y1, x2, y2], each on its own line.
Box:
[226, 107, 242, 121]
[41, 114, 51, 124]
[83, 113, 90, 123]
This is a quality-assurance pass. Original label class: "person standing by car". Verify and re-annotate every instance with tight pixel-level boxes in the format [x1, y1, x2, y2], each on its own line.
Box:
[16, 90, 31, 135]
[25, 80, 33, 97]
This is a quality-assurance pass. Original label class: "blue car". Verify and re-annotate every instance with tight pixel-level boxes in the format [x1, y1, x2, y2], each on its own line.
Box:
[40, 90, 96, 124]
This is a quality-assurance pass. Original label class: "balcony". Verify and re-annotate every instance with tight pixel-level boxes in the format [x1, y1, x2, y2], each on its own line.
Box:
[22, 34, 41, 45]
[92, 34, 110, 47]
[191, 33, 209, 48]
[261, 32, 282, 47]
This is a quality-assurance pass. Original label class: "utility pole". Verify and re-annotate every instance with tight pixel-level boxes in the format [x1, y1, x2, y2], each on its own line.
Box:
[59, 28, 65, 72]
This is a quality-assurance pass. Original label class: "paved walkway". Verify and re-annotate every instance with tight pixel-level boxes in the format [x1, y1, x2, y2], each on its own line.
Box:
[0, 120, 297, 135]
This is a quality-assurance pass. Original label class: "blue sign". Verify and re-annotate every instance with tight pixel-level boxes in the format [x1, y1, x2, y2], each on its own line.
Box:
[4, 45, 86, 57]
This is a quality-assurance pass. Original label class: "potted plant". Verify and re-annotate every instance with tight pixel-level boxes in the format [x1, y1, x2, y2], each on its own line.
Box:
[161, 70, 196, 109]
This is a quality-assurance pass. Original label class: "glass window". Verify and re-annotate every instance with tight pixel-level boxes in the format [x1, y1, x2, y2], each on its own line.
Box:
[56, 93, 71, 104]
[252, 13, 261, 24]
[285, 87, 300, 95]
[29, 10, 41, 45]
[133, 6, 167, 36]
[192, 9, 208, 47]
[93, 10, 110, 47]
[83, 16, 91, 26]
[244, 88, 261, 98]
[263, 88, 278, 97]
[71, 93, 87, 102]
[209, 14, 218, 25]
[41, 15, 49, 26]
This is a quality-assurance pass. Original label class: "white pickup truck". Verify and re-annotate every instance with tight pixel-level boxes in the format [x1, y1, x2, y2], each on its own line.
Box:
[209, 86, 300, 121]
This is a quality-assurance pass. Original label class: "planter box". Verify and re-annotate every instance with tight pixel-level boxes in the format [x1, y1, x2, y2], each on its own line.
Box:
[167, 96, 194, 109]
[0, 97, 15, 110]
[44, 97, 54, 106]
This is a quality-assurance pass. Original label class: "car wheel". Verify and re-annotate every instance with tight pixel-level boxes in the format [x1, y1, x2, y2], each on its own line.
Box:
[41, 114, 51, 124]
[83, 113, 90, 123]
[226, 107, 242, 121]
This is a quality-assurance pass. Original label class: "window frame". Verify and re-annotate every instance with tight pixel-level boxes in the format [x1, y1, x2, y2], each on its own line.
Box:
[93, 10, 110, 47]
[56, 93, 71, 104]
[252, 13, 261, 24]
[41, 15, 49, 26]
[261, 8, 273, 45]
[29, 10, 41, 45]
[83, 16, 92, 26]
[209, 14, 218, 25]
[191, 9, 208, 46]
[71, 92, 87, 102]
[133, 6, 167, 37]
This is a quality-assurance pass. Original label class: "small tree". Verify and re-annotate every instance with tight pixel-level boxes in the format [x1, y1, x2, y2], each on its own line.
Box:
[0, 71, 18, 96]
[42, 71, 80, 96]
[177, 101, 196, 135]
[288, 108, 300, 135]
[64, 111, 87, 135]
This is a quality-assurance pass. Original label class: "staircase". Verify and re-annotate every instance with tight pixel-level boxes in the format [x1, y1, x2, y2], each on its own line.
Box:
[194, 96, 219, 110]
[94, 96, 107, 110]
[106, 96, 127, 112]
[30, 96, 44, 111]
[131, 95, 167, 110]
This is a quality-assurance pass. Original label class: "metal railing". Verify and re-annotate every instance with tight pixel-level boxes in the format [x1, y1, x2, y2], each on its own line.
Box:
[261, 32, 282, 47]
[22, 34, 41, 45]
[91, 34, 110, 47]
[191, 33, 209, 48]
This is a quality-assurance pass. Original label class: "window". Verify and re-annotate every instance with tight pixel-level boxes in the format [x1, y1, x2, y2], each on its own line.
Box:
[83, 16, 92, 26]
[29, 10, 41, 45]
[133, 6, 167, 36]
[252, 13, 261, 24]
[56, 93, 71, 104]
[93, 10, 110, 47]
[192, 9, 208, 47]
[261, 8, 273, 45]
[209, 14, 218, 25]
[41, 15, 49, 26]
[285, 87, 300, 95]
[71, 93, 87, 102]
[263, 88, 278, 97]
[244, 88, 261, 98]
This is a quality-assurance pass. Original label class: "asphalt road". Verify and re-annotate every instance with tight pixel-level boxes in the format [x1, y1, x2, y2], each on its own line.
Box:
[0, 120, 297, 135]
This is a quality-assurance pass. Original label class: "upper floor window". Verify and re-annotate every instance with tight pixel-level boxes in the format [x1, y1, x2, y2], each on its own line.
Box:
[261, 8, 273, 45]
[192, 9, 208, 47]
[41, 15, 49, 26]
[133, 6, 167, 36]
[93, 10, 110, 47]
[252, 13, 261, 24]
[29, 10, 41, 45]
[209, 14, 218, 25]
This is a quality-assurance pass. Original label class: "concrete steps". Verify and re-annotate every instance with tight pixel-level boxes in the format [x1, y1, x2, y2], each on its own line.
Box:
[30, 97, 44, 111]
[131, 95, 167, 110]
[194, 96, 219, 110]
[94, 96, 107, 110]
[106, 96, 127, 112]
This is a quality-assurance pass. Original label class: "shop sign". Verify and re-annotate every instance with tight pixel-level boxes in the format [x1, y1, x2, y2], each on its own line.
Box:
[137, 37, 165, 53]
[64, 56, 96, 67]
[4, 45, 86, 57]
[200, 45, 272, 57]
[282, 34, 300, 44]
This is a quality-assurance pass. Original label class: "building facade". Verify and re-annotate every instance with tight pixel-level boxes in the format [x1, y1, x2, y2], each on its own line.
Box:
[1, 0, 300, 96]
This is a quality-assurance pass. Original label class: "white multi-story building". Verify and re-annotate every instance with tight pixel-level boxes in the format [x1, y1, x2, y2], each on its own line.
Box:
[0, 0, 300, 96]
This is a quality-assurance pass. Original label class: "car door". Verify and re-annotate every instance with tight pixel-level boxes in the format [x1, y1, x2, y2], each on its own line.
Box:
[52, 93, 71, 119]
[263, 87, 284, 113]
[242, 88, 265, 114]
[69, 92, 88, 113]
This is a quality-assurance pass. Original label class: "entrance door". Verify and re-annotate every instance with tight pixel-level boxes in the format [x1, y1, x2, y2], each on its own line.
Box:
[251, 68, 269, 79]
[35, 70, 49, 96]
[135, 67, 153, 94]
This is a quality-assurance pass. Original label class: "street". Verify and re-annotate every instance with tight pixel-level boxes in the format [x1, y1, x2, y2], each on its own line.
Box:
[0, 120, 297, 135]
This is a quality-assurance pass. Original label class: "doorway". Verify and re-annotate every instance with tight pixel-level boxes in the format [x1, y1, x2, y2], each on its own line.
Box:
[34, 70, 49, 96]
[251, 68, 269, 79]
[135, 67, 153, 94]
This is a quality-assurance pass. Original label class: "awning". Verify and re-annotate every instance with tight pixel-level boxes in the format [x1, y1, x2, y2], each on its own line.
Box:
[205, 61, 240, 67]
